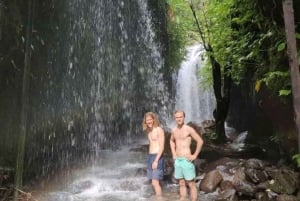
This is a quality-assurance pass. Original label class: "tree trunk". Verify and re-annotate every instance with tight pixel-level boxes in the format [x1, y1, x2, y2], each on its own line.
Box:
[13, 0, 34, 200]
[209, 49, 229, 143]
[0, 2, 3, 40]
[282, 0, 300, 153]
[189, 4, 230, 143]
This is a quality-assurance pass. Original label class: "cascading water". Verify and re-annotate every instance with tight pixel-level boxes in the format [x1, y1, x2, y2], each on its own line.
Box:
[174, 44, 215, 124]
[27, 1, 172, 200]
[27, 0, 169, 168]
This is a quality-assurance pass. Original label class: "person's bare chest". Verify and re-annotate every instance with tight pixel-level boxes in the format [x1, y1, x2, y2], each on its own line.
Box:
[149, 128, 159, 141]
[174, 129, 190, 141]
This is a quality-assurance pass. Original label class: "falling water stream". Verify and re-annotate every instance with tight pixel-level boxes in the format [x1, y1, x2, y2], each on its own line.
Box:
[174, 44, 215, 124]
[27, 1, 216, 201]
[26, 0, 170, 175]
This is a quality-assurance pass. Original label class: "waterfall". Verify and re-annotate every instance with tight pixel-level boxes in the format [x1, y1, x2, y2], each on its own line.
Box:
[174, 44, 215, 124]
[26, 0, 170, 179]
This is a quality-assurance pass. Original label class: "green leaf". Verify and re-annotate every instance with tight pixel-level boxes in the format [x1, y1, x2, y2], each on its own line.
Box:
[279, 89, 291, 96]
[277, 42, 286, 51]
[292, 154, 300, 167]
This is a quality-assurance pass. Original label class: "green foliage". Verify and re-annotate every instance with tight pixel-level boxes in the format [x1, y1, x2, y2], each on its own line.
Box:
[166, 0, 298, 98]
[261, 71, 290, 96]
[292, 154, 300, 167]
[198, 60, 213, 88]
[166, 0, 201, 71]
[270, 132, 284, 144]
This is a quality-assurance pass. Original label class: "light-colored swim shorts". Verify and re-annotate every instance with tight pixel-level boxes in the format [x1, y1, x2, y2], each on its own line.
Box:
[174, 157, 196, 180]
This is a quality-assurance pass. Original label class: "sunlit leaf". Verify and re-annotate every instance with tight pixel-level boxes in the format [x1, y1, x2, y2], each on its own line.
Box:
[279, 89, 291, 96]
[277, 42, 286, 51]
[255, 80, 262, 92]
[292, 154, 300, 167]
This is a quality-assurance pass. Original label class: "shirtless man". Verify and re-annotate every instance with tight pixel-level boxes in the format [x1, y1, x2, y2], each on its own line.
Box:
[170, 110, 203, 201]
[142, 112, 165, 197]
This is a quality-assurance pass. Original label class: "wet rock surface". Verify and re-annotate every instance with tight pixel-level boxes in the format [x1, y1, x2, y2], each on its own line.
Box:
[132, 120, 300, 201]
[132, 142, 300, 201]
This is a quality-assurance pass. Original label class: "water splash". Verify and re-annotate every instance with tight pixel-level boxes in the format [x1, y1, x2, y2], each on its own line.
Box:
[33, 147, 150, 201]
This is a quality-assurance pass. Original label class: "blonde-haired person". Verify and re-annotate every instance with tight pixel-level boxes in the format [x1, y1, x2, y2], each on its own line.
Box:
[170, 110, 203, 201]
[143, 112, 165, 198]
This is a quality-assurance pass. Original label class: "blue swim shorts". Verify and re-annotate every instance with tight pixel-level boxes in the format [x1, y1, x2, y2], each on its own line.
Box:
[174, 157, 196, 181]
[147, 154, 164, 180]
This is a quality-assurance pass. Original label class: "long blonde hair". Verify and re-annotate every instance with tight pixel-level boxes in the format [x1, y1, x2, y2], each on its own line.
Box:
[142, 112, 160, 131]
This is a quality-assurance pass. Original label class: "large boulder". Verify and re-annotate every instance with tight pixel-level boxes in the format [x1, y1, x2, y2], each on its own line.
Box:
[199, 170, 223, 193]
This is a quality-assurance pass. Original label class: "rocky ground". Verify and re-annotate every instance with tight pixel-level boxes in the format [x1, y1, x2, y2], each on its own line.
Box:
[131, 121, 300, 201]
[1, 121, 300, 201]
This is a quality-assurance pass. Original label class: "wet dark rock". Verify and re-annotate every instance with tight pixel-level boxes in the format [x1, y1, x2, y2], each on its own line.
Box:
[255, 191, 270, 201]
[162, 156, 175, 183]
[220, 180, 234, 191]
[201, 120, 215, 129]
[129, 144, 148, 152]
[268, 170, 299, 195]
[159, 134, 300, 201]
[256, 181, 269, 190]
[245, 168, 268, 184]
[232, 168, 257, 196]
[0, 167, 14, 189]
[266, 190, 279, 200]
[68, 180, 94, 194]
[276, 194, 298, 201]
[245, 158, 268, 170]
[200, 170, 223, 193]
[194, 158, 207, 174]
[164, 157, 175, 174]
[204, 157, 241, 172]
[297, 190, 300, 200]
[216, 189, 238, 201]
[187, 122, 205, 136]
[135, 167, 147, 176]
[195, 175, 203, 184]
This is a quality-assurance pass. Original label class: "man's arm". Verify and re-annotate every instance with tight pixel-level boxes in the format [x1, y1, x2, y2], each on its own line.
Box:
[189, 126, 203, 161]
[169, 132, 177, 159]
[154, 127, 165, 162]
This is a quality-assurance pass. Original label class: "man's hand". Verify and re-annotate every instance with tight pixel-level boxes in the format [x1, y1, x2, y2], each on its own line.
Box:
[152, 161, 158, 169]
[187, 154, 197, 162]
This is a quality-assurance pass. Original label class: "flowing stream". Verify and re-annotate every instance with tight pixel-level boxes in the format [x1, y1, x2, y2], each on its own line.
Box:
[33, 145, 150, 201]
[32, 141, 183, 201]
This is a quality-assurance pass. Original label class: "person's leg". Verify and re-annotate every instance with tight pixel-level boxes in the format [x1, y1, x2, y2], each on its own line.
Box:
[187, 180, 198, 201]
[152, 179, 162, 196]
[178, 179, 187, 201]
[181, 159, 197, 201]
[152, 156, 164, 197]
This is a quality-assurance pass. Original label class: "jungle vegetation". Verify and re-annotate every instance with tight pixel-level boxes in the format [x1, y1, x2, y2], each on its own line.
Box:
[166, 0, 300, 161]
